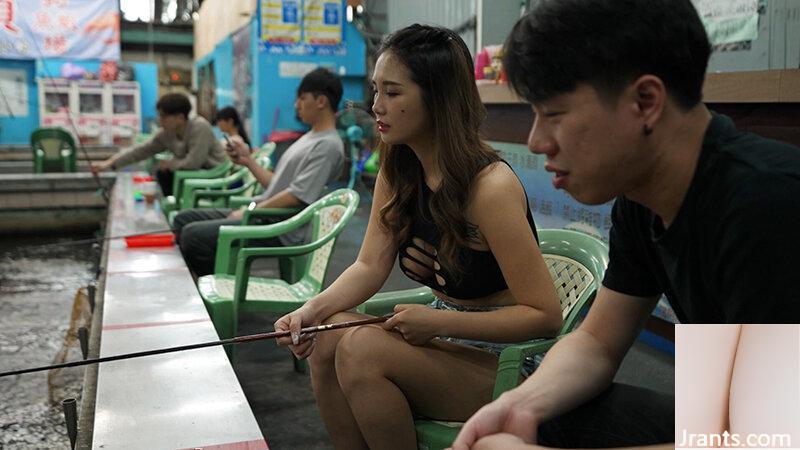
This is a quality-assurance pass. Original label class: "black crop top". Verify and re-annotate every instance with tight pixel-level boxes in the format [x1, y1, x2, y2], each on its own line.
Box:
[397, 161, 538, 300]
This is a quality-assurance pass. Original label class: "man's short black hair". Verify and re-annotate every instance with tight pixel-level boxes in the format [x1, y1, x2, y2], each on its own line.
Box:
[156, 93, 192, 118]
[297, 67, 343, 112]
[503, 0, 711, 110]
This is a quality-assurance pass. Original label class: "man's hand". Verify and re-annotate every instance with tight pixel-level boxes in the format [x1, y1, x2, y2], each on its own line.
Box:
[381, 304, 441, 345]
[227, 208, 245, 221]
[157, 159, 171, 171]
[451, 390, 540, 450]
[90, 160, 114, 173]
[225, 135, 253, 166]
[470, 433, 541, 450]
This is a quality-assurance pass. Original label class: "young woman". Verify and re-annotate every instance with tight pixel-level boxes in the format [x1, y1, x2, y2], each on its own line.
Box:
[213, 106, 252, 149]
[274, 24, 562, 450]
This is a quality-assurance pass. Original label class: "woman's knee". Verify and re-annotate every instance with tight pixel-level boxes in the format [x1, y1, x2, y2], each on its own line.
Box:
[309, 312, 359, 368]
[334, 326, 395, 391]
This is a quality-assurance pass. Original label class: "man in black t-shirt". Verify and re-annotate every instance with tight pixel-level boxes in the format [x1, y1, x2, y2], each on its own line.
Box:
[451, 0, 800, 449]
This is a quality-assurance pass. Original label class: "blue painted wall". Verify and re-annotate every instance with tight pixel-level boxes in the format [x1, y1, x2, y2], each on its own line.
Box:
[195, 36, 235, 140]
[132, 62, 159, 133]
[0, 59, 38, 145]
[214, 38, 235, 109]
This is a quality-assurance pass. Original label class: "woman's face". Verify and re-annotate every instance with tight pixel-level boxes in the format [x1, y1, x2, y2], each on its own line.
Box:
[216, 118, 234, 135]
[371, 51, 431, 149]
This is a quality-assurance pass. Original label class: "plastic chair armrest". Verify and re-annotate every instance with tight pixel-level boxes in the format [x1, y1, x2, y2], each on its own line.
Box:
[357, 287, 435, 315]
[243, 207, 303, 224]
[491, 337, 559, 399]
[191, 183, 254, 207]
[228, 196, 256, 209]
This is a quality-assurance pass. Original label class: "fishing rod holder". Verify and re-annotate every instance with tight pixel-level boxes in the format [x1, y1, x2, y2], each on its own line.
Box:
[62, 397, 78, 449]
[87, 283, 96, 313]
[78, 327, 89, 360]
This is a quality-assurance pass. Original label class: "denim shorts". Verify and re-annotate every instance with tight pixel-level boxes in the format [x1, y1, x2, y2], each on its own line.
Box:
[427, 297, 545, 376]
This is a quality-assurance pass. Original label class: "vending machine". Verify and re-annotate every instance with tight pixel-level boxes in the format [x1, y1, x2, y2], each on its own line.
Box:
[76, 79, 109, 145]
[109, 81, 141, 147]
[38, 78, 74, 135]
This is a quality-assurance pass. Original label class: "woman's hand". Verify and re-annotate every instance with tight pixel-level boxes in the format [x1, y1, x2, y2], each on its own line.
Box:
[381, 304, 441, 345]
[274, 306, 320, 359]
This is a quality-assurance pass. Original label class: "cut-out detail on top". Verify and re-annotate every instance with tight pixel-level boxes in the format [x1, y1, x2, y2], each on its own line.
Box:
[396, 159, 538, 300]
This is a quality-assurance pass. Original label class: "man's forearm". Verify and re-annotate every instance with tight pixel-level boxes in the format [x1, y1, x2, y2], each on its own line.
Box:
[256, 189, 304, 209]
[509, 328, 621, 423]
[245, 158, 274, 188]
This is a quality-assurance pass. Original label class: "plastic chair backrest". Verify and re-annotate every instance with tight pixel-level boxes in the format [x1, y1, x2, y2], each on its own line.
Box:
[30, 127, 77, 173]
[537, 228, 609, 334]
[174, 159, 234, 197]
[294, 189, 360, 291]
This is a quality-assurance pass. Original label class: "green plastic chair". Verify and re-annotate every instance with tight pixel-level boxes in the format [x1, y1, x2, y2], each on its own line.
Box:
[163, 143, 275, 220]
[197, 189, 360, 349]
[181, 144, 275, 210]
[378, 229, 609, 450]
[31, 127, 77, 173]
[161, 159, 235, 218]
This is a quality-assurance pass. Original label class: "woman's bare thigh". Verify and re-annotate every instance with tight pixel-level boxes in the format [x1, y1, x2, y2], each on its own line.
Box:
[339, 325, 500, 421]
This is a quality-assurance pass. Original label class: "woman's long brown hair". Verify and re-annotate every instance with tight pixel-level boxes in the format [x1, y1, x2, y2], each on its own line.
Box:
[376, 24, 500, 275]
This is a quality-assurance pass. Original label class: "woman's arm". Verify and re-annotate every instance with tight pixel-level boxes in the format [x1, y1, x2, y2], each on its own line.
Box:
[433, 162, 562, 342]
[675, 324, 741, 443]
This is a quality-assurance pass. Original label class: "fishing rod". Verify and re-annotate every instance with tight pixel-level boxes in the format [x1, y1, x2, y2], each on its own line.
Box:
[0, 315, 389, 378]
[8, 228, 176, 252]
[0, 229, 177, 259]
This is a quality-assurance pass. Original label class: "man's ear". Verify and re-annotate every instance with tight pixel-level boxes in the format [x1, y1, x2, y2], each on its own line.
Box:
[315, 94, 329, 110]
[630, 74, 665, 127]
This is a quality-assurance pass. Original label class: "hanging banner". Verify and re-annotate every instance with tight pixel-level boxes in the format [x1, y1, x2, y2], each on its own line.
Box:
[259, 0, 345, 55]
[303, 0, 342, 46]
[0, 0, 120, 60]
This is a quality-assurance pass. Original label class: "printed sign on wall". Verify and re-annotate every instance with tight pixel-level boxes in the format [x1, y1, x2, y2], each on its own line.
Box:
[259, 0, 345, 55]
[692, 0, 760, 45]
[260, 0, 302, 44]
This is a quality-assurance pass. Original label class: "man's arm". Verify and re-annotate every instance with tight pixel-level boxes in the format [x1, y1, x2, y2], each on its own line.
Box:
[255, 189, 304, 209]
[227, 189, 303, 220]
[225, 137, 274, 188]
[452, 287, 660, 449]
[469, 433, 675, 450]
[91, 133, 165, 172]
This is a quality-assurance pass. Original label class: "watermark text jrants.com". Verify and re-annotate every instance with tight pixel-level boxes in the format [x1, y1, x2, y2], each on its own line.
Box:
[678, 429, 793, 448]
